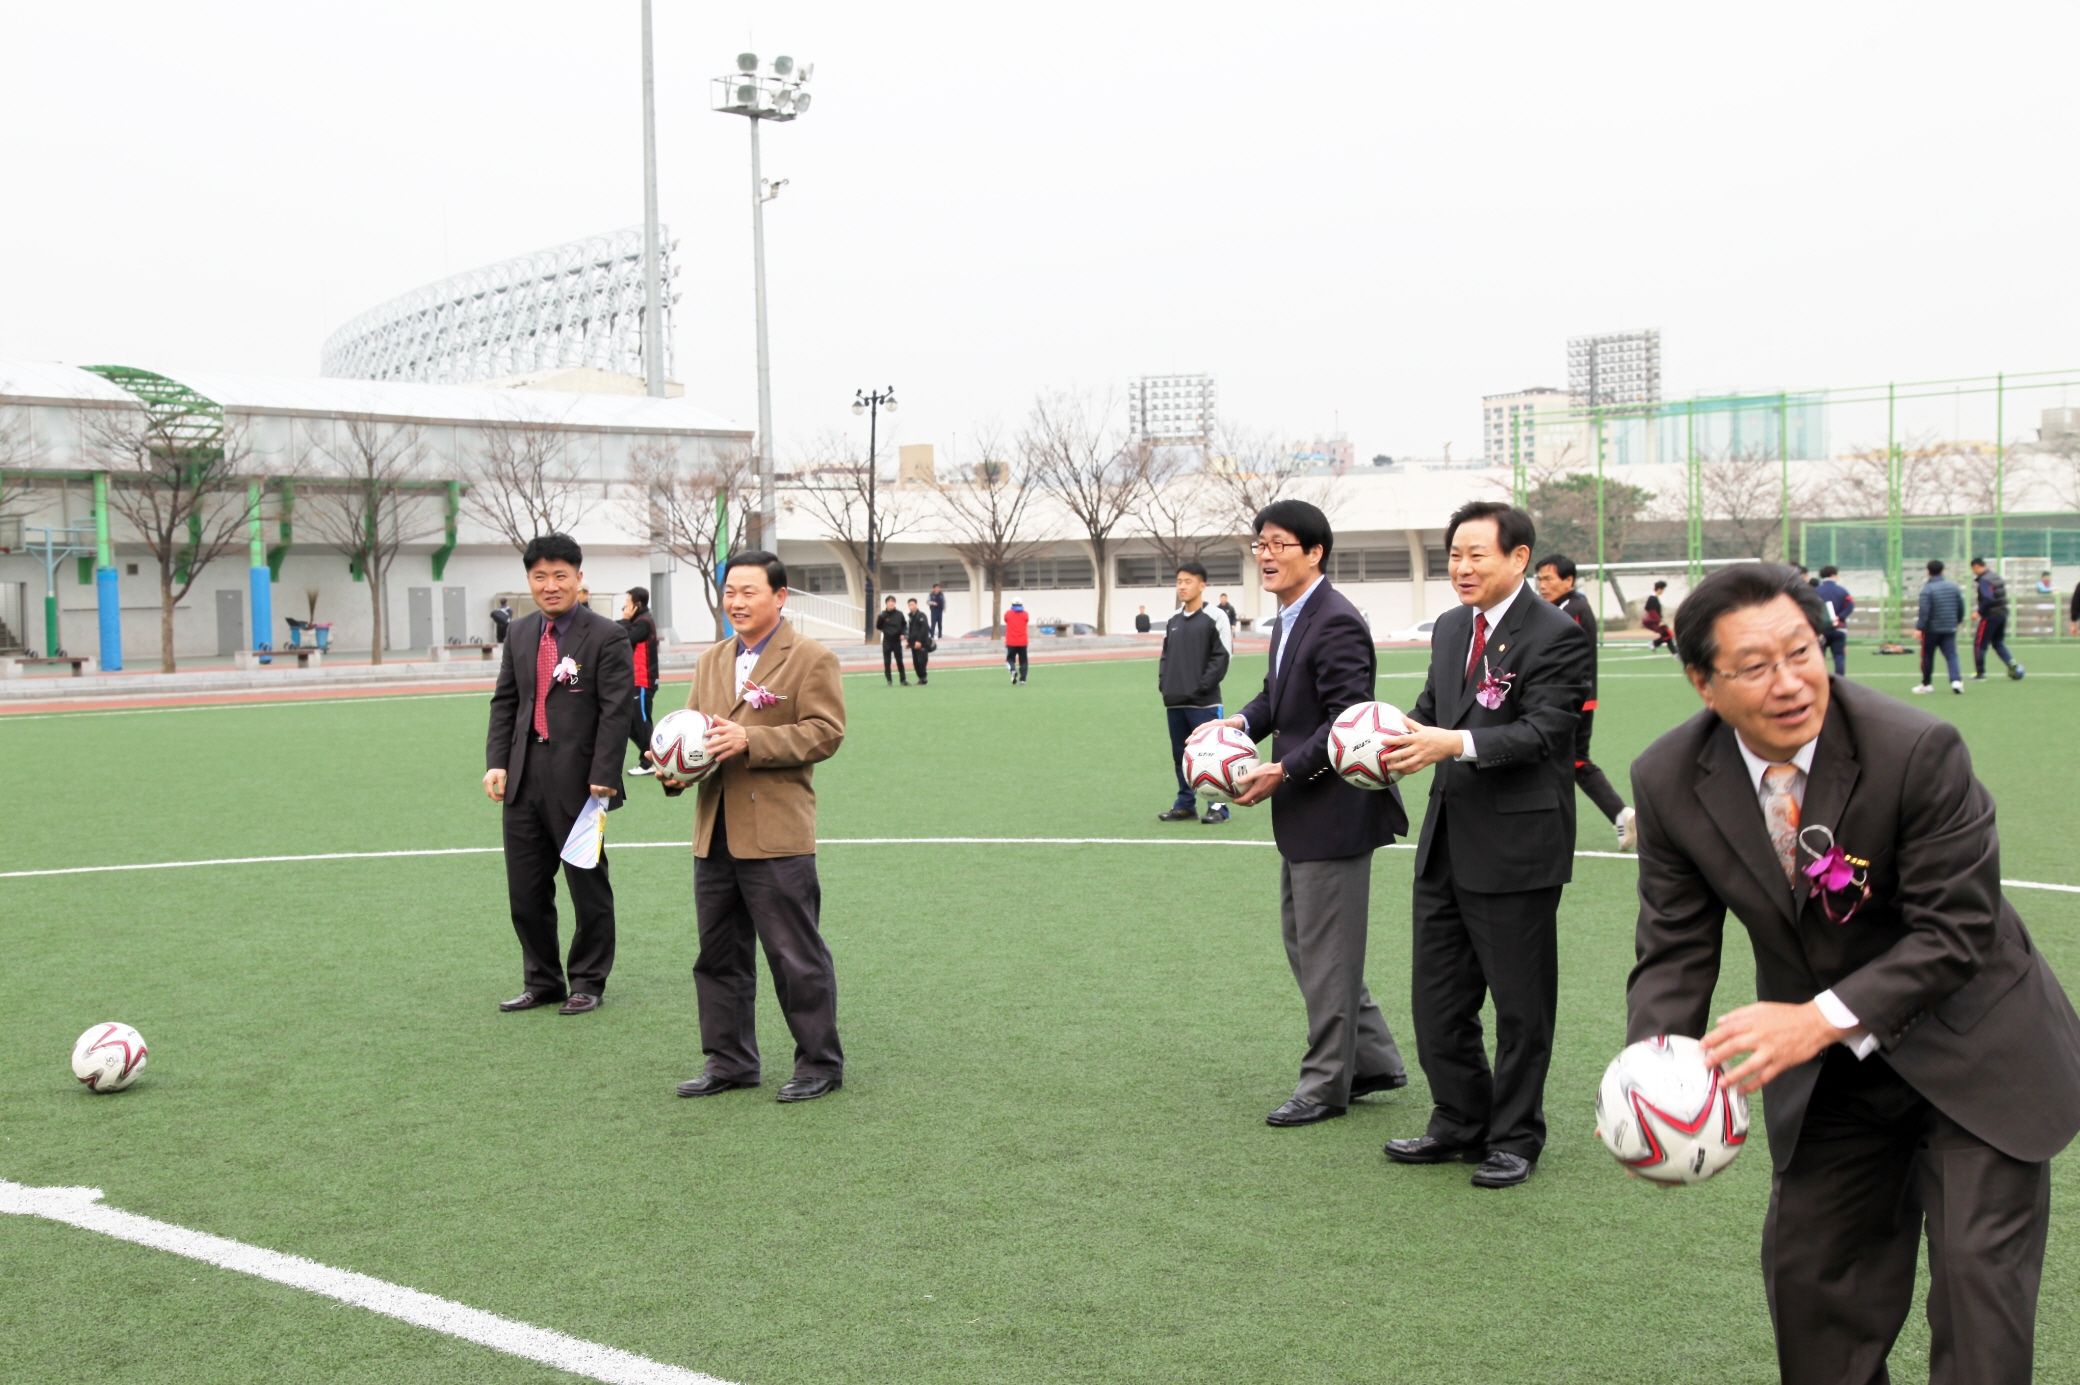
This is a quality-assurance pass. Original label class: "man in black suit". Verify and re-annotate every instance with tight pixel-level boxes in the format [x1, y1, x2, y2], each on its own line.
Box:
[1534, 552, 1636, 851]
[877, 596, 910, 686]
[483, 534, 635, 1015]
[1628, 562, 2080, 1384]
[905, 598, 934, 685]
[1381, 501, 1592, 1187]
[1223, 500, 1409, 1127]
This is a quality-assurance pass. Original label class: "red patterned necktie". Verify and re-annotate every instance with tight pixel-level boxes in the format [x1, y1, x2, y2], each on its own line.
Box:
[1761, 764, 1802, 886]
[1465, 612, 1489, 681]
[532, 619, 556, 738]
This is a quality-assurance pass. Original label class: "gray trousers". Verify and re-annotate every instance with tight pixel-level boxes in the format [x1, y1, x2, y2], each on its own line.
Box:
[1280, 852, 1404, 1107]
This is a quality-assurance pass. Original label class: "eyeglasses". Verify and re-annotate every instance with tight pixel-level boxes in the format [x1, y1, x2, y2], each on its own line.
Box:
[1712, 640, 1818, 687]
[1249, 538, 1304, 556]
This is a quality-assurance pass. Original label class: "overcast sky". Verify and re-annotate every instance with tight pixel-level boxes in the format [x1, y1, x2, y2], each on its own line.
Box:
[3, 2, 2075, 464]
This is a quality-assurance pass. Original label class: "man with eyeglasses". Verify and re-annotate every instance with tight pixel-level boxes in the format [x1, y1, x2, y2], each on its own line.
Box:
[1626, 562, 2080, 1384]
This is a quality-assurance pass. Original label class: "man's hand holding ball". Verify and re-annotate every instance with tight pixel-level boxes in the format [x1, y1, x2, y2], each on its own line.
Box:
[1231, 759, 1284, 807]
[1381, 713, 1462, 777]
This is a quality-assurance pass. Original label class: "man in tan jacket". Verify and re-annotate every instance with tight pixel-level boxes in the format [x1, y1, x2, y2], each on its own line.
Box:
[658, 552, 848, 1102]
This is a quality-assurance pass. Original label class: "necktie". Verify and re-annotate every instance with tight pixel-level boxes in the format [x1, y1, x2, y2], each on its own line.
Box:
[1465, 612, 1489, 681]
[533, 620, 556, 739]
[1761, 763, 1801, 886]
[1268, 615, 1282, 679]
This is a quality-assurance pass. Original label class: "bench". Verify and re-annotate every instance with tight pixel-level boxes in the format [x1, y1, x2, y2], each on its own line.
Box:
[432, 642, 500, 663]
[1, 654, 97, 678]
[234, 648, 323, 670]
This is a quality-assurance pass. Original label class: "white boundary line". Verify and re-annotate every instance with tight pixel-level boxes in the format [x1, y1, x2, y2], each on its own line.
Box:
[2, 838, 2075, 894]
[0, 1179, 725, 1385]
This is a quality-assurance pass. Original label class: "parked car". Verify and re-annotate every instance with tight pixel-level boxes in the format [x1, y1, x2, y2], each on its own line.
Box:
[1381, 619, 1436, 644]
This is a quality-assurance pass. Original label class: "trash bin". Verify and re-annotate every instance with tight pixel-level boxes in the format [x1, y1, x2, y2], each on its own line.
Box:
[312, 623, 333, 650]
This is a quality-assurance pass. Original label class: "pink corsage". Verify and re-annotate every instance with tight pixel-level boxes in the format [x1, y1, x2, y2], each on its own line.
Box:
[1799, 825, 1871, 924]
[743, 679, 787, 711]
[551, 655, 579, 686]
[1473, 658, 1516, 711]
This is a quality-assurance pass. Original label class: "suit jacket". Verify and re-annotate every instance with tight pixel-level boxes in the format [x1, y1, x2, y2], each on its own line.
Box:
[1410, 586, 1593, 891]
[486, 605, 635, 815]
[1237, 579, 1405, 862]
[675, 621, 846, 860]
[1626, 677, 2080, 1169]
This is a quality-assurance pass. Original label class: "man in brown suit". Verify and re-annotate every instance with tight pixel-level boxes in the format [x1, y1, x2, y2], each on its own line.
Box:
[656, 551, 848, 1103]
[1627, 562, 2080, 1384]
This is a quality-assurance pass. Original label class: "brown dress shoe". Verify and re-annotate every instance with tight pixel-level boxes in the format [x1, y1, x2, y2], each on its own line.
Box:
[557, 994, 602, 1015]
[498, 991, 563, 1012]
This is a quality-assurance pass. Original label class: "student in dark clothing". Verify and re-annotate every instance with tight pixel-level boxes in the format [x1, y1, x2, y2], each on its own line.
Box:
[1814, 566, 1854, 675]
[1534, 554, 1636, 851]
[491, 599, 514, 645]
[877, 596, 910, 686]
[928, 584, 946, 639]
[1155, 561, 1234, 825]
[1967, 557, 2024, 681]
[621, 587, 661, 775]
[1913, 559, 1966, 694]
[905, 598, 934, 684]
[1642, 580, 1675, 652]
[1217, 594, 1239, 632]
[1134, 605, 1152, 633]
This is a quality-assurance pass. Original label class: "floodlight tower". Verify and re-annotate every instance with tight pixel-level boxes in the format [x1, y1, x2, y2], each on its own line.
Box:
[714, 52, 813, 551]
[639, 0, 665, 398]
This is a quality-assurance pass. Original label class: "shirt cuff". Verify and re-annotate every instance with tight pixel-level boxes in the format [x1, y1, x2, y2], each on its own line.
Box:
[1456, 730, 1478, 762]
[1814, 989, 1880, 1059]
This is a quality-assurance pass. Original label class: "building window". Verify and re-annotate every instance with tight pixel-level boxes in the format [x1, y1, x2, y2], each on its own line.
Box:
[1004, 556, 1096, 590]
[791, 564, 848, 595]
[1423, 546, 1448, 579]
[1116, 553, 1243, 587]
[879, 561, 970, 592]
[1325, 548, 1412, 582]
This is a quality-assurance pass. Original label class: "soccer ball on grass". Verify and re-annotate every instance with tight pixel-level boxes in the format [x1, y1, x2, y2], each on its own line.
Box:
[72, 1022, 148, 1093]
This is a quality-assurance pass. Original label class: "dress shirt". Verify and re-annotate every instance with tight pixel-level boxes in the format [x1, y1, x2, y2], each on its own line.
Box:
[1240, 577, 1323, 739]
[1455, 580, 1528, 762]
[544, 607, 576, 655]
[1732, 730, 1879, 1059]
[734, 625, 779, 699]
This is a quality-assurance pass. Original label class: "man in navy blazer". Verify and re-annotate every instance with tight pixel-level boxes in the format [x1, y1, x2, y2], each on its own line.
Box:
[1225, 500, 1410, 1127]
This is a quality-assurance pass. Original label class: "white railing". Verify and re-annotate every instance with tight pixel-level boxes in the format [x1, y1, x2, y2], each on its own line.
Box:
[784, 588, 866, 641]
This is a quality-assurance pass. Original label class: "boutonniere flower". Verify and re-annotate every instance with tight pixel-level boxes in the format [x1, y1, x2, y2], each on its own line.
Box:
[1799, 825, 1871, 924]
[1474, 657, 1516, 711]
[743, 679, 788, 710]
[552, 655, 580, 686]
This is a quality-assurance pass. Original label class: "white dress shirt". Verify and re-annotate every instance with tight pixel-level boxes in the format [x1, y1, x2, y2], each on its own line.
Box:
[1454, 580, 1528, 762]
[735, 627, 778, 699]
[1732, 731, 1879, 1059]
[1240, 576, 1324, 739]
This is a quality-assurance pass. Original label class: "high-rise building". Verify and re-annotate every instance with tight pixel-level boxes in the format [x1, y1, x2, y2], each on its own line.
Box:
[1482, 387, 1585, 469]
[1127, 373, 1217, 445]
[1566, 330, 1660, 409]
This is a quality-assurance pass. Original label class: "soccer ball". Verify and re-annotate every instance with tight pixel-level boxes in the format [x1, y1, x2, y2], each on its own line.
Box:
[72, 1022, 148, 1093]
[650, 709, 720, 783]
[1327, 701, 1410, 789]
[1182, 724, 1261, 803]
[1595, 1035, 1749, 1185]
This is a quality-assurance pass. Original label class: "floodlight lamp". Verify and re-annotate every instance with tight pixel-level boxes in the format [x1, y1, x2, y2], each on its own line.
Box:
[736, 83, 759, 106]
[737, 52, 759, 73]
[799, 63, 814, 83]
[772, 55, 794, 76]
[793, 92, 812, 113]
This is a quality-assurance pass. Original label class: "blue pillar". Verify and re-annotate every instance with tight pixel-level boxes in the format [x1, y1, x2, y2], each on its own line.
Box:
[93, 472, 122, 671]
[250, 566, 273, 662]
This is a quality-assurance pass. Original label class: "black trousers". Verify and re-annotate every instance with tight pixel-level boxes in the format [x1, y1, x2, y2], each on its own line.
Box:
[882, 637, 909, 682]
[910, 643, 930, 682]
[1763, 1048, 2049, 1385]
[692, 810, 844, 1082]
[1006, 644, 1028, 681]
[627, 685, 655, 764]
[502, 761, 616, 998]
[1973, 615, 2015, 675]
[1571, 707, 1626, 823]
[1825, 627, 1848, 675]
[1410, 810, 1562, 1158]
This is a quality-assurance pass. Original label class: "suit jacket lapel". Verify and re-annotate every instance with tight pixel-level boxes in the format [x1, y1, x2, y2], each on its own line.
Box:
[516, 612, 542, 702]
[1694, 720, 1798, 924]
[1270, 583, 1325, 722]
[731, 622, 795, 714]
[1445, 585, 1530, 726]
[1793, 706, 1860, 911]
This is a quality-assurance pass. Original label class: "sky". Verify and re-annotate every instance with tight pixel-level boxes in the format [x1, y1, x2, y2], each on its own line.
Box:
[3, 1, 2076, 466]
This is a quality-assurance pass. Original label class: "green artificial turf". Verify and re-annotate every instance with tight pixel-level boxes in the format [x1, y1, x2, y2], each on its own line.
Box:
[1, 643, 2076, 1383]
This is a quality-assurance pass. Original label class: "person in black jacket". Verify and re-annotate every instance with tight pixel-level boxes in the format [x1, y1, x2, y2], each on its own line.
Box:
[1534, 554, 1635, 851]
[905, 598, 934, 684]
[1967, 557, 2024, 680]
[620, 587, 661, 775]
[877, 596, 910, 686]
[1156, 560, 1233, 825]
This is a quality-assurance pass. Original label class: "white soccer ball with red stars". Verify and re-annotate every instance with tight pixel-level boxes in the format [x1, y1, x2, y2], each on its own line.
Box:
[1594, 1035, 1750, 1185]
[72, 1022, 148, 1093]
[1327, 701, 1411, 790]
[650, 709, 720, 783]
[1182, 724, 1261, 803]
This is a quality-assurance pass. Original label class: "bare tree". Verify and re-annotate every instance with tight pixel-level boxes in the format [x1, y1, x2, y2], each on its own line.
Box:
[1697, 446, 1820, 560]
[463, 412, 594, 553]
[83, 405, 255, 672]
[1131, 442, 1220, 573]
[0, 396, 43, 523]
[1825, 433, 1955, 520]
[940, 430, 1049, 638]
[791, 429, 917, 637]
[2031, 433, 2080, 514]
[1022, 391, 1149, 634]
[1199, 421, 1335, 578]
[627, 438, 755, 641]
[296, 416, 440, 663]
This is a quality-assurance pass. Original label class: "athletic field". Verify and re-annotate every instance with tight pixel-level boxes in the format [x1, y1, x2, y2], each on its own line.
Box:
[3, 644, 2076, 1384]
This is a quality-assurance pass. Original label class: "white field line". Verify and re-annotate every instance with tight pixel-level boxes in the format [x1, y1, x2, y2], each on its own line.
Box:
[2, 838, 2076, 895]
[0, 1179, 726, 1385]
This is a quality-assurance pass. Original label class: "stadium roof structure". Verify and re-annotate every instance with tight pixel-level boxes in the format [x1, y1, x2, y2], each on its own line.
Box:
[318, 227, 678, 386]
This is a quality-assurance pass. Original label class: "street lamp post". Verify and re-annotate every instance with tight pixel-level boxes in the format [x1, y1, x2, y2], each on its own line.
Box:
[713, 53, 813, 552]
[853, 387, 897, 642]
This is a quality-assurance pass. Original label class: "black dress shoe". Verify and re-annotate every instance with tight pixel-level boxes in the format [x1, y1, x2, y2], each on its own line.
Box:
[1349, 1071, 1409, 1099]
[557, 993, 602, 1015]
[777, 1076, 842, 1102]
[1383, 1135, 1484, 1164]
[1471, 1150, 1535, 1188]
[1266, 1097, 1346, 1127]
[498, 991, 565, 1012]
[1156, 807, 1198, 822]
[676, 1073, 760, 1098]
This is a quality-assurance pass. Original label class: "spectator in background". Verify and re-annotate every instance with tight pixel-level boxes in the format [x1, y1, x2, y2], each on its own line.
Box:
[906, 598, 934, 685]
[1156, 560, 1233, 826]
[1534, 554, 1636, 851]
[877, 596, 910, 687]
[1815, 565, 1854, 675]
[929, 583, 946, 639]
[1134, 605, 1152, 633]
[1913, 558, 1966, 695]
[492, 598, 514, 645]
[1217, 593, 1239, 632]
[1968, 557, 2025, 681]
[621, 587, 661, 776]
[1642, 580, 1675, 653]
[1004, 601, 1030, 685]
[2036, 570, 2055, 595]
[2072, 576, 2080, 637]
